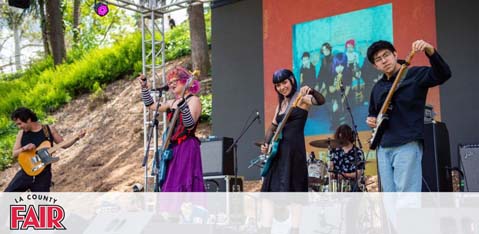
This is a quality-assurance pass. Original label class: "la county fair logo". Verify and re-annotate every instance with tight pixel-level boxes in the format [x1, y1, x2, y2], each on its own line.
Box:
[10, 194, 66, 230]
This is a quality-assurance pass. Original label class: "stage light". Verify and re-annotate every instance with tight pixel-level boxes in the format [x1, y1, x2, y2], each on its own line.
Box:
[94, 0, 109, 17]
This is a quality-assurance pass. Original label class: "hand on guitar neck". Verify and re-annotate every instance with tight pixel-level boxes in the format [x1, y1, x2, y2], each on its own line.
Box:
[366, 117, 377, 128]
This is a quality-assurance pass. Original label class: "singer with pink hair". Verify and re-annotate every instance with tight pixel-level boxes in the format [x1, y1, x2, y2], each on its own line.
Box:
[137, 66, 205, 192]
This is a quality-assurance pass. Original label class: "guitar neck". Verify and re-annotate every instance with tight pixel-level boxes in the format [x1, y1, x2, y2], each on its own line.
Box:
[161, 73, 197, 149]
[272, 93, 303, 141]
[47, 135, 80, 154]
[162, 108, 181, 149]
[378, 50, 416, 115]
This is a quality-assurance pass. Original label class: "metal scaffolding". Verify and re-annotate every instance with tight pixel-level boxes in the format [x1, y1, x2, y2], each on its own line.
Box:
[102, 0, 208, 191]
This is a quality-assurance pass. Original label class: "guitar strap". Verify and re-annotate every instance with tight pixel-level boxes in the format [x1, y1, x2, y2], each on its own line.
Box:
[42, 125, 54, 147]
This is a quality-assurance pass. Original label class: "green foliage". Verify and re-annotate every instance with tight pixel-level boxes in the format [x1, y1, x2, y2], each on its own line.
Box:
[164, 12, 211, 61]
[0, 11, 212, 170]
[200, 93, 212, 123]
[0, 33, 142, 169]
[0, 134, 15, 170]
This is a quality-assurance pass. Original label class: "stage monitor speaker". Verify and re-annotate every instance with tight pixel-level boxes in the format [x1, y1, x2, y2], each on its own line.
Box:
[459, 144, 479, 192]
[201, 137, 234, 176]
[8, 0, 31, 9]
[422, 122, 452, 192]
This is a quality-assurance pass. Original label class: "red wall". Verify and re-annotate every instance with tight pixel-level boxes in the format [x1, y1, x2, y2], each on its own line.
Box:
[263, 0, 440, 126]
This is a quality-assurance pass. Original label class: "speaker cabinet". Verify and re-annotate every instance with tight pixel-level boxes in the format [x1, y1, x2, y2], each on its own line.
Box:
[422, 122, 452, 192]
[459, 144, 479, 192]
[8, 0, 30, 9]
[200, 137, 234, 176]
[204, 175, 244, 192]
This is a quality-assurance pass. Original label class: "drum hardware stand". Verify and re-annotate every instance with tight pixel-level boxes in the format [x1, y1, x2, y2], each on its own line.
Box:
[339, 81, 365, 192]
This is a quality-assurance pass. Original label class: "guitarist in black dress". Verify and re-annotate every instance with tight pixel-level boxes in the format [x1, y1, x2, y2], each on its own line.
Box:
[260, 68, 325, 192]
[366, 40, 451, 192]
[5, 107, 85, 192]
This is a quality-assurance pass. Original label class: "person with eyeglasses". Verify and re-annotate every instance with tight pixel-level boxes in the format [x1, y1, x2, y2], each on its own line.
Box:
[137, 66, 205, 192]
[365, 40, 451, 192]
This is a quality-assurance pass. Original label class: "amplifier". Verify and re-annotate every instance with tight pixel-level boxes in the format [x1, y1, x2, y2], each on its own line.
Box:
[204, 175, 243, 192]
[459, 144, 479, 192]
[200, 137, 234, 176]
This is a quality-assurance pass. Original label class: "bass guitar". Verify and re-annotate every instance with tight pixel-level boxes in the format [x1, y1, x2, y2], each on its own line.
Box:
[155, 70, 199, 189]
[18, 131, 84, 176]
[260, 93, 303, 177]
[369, 50, 416, 150]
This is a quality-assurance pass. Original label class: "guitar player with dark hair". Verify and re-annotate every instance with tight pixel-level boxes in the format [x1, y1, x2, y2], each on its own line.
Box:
[366, 40, 451, 192]
[260, 68, 325, 192]
[5, 107, 85, 192]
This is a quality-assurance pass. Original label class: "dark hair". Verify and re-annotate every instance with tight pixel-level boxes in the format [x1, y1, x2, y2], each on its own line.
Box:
[334, 124, 354, 146]
[11, 107, 38, 122]
[367, 40, 396, 64]
[302, 52, 310, 58]
[272, 68, 297, 104]
[331, 52, 348, 76]
[321, 42, 332, 55]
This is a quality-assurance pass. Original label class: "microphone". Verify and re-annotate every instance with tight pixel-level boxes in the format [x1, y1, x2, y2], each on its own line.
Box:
[151, 84, 169, 92]
[255, 111, 261, 124]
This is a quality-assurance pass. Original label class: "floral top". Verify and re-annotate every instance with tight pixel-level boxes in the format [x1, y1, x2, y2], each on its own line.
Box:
[330, 145, 364, 174]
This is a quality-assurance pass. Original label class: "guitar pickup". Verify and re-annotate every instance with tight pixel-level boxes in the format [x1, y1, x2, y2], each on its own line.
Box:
[32, 163, 45, 172]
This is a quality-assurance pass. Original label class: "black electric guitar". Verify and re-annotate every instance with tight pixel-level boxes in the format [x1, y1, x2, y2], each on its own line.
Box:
[369, 50, 416, 150]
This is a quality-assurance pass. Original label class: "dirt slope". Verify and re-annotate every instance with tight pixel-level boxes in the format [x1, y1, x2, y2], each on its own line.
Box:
[0, 61, 212, 192]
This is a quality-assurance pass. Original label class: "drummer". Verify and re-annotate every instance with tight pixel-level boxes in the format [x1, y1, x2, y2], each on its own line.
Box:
[329, 124, 365, 189]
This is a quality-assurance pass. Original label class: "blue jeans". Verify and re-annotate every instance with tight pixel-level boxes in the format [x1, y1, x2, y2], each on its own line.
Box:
[377, 141, 423, 192]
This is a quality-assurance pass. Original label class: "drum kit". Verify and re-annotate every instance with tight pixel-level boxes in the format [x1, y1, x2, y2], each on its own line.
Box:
[251, 138, 366, 192]
[308, 138, 368, 192]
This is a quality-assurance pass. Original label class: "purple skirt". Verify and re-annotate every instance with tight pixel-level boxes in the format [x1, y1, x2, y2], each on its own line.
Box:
[161, 137, 205, 192]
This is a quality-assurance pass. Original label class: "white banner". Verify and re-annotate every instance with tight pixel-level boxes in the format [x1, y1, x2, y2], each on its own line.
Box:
[1, 192, 478, 234]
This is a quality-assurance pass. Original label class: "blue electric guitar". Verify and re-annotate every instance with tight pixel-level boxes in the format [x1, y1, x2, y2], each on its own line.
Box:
[260, 93, 303, 177]
[154, 71, 199, 189]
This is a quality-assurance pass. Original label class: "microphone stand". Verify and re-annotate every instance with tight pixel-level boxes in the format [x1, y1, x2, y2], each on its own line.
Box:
[141, 89, 164, 192]
[339, 82, 364, 192]
[226, 112, 260, 192]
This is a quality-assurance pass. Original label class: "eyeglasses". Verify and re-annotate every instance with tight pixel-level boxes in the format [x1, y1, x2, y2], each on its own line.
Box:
[373, 51, 393, 63]
[167, 78, 180, 86]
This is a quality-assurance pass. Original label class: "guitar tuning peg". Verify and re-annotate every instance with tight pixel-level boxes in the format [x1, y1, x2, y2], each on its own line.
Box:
[191, 70, 200, 77]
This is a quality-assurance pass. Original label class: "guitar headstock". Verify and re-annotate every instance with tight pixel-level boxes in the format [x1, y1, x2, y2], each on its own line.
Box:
[181, 70, 200, 98]
[292, 92, 304, 107]
[186, 70, 200, 86]
[404, 50, 416, 66]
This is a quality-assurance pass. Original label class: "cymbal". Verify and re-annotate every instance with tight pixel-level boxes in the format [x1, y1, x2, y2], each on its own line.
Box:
[309, 138, 342, 148]
[254, 140, 265, 147]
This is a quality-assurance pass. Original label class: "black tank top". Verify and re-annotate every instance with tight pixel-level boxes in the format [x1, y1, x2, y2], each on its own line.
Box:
[21, 127, 51, 147]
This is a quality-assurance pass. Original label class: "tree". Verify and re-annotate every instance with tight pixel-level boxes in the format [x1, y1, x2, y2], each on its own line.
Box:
[188, 3, 210, 79]
[46, 0, 66, 65]
[38, 0, 51, 56]
[0, 5, 24, 71]
[72, 0, 81, 46]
